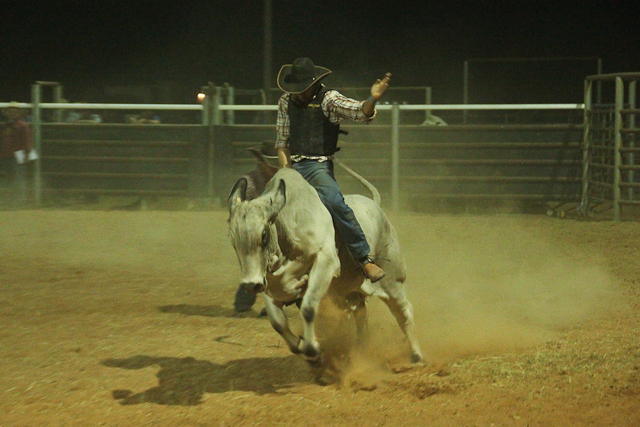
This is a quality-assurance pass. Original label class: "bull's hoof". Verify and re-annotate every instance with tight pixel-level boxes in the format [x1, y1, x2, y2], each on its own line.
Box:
[233, 286, 257, 312]
[297, 336, 321, 360]
[305, 353, 324, 369]
[286, 336, 303, 355]
[288, 346, 302, 355]
[302, 344, 321, 360]
[288, 340, 302, 355]
[411, 352, 425, 364]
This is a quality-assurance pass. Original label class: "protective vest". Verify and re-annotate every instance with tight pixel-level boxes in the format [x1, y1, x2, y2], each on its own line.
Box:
[287, 88, 341, 156]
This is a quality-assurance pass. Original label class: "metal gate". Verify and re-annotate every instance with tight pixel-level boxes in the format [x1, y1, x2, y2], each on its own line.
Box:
[580, 73, 640, 220]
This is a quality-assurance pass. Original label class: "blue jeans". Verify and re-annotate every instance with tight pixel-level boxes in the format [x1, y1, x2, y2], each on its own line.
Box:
[292, 159, 370, 262]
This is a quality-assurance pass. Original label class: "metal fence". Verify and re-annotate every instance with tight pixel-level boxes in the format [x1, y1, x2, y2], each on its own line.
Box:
[39, 124, 208, 201]
[222, 120, 584, 213]
[2, 90, 586, 211]
[580, 73, 640, 220]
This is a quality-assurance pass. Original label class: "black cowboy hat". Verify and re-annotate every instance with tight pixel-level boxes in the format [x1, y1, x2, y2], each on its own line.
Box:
[277, 57, 332, 94]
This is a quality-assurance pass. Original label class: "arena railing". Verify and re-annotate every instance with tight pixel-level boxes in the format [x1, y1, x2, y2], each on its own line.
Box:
[0, 101, 584, 210]
[222, 103, 585, 212]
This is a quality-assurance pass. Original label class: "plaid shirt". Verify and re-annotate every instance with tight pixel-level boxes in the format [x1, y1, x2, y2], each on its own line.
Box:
[275, 87, 375, 150]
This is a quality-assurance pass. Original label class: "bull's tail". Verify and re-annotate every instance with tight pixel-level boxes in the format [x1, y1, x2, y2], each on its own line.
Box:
[334, 159, 381, 206]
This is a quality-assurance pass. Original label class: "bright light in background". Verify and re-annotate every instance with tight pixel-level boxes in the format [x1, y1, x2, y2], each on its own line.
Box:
[197, 93, 206, 103]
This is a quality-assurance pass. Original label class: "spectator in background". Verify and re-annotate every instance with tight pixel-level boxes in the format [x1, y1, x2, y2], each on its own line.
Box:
[127, 110, 161, 124]
[1, 102, 35, 208]
[65, 101, 103, 123]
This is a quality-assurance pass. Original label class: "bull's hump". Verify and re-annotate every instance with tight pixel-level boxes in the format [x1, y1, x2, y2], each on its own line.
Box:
[269, 169, 334, 242]
[272, 168, 323, 207]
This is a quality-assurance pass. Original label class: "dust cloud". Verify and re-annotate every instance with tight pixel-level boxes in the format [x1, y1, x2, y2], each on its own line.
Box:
[379, 214, 622, 363]
[314, 214, 625, 385]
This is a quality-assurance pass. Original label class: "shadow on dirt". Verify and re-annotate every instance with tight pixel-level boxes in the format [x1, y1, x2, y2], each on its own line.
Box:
[101, 354, 310, 405]
[158, 304, 243, 318]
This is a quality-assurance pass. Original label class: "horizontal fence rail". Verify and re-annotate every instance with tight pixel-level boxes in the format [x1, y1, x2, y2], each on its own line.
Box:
[0, 102, 585, 111]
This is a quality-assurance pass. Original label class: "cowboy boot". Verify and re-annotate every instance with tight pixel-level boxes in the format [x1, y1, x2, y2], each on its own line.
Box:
[360, 257, 386, 283]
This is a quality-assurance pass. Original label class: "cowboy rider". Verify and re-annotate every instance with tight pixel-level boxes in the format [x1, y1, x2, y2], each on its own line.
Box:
[275, 57, 391, 283]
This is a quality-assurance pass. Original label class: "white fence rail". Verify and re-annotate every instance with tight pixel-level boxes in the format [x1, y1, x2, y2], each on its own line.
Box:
[0, 102, 585, 111]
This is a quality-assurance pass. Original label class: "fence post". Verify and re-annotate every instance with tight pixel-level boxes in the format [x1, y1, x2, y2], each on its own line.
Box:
[463, 60, 469, 124]
[628, 79, 636, 202]
[212, 86, 222, 125]
[53, 85, 64, 123]
[200, 85, 210, 125]
[425, 87, 432, 124]
[580, 79, 592, 215]
[224, 83, 235, 125]
[391, 103, 400, 212]
[30, 84, 42, 208]
[203, 83, 216, 199]
[613, 77, 623, 221]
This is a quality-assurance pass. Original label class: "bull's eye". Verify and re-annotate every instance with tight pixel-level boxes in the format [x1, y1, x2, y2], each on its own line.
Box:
[261, 227, 269, 247]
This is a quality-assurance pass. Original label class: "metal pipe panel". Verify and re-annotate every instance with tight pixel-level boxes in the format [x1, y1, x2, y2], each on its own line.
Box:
[391, 104, 400, 212]
[613, 77, 624, 220]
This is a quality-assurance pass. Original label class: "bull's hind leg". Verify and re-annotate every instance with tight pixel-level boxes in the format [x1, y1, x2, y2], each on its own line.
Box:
[347, 292, 368, 346]
[380, 281, 424, 363]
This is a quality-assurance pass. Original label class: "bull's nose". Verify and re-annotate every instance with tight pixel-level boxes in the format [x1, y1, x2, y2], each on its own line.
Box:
[242, 281, 265, 294]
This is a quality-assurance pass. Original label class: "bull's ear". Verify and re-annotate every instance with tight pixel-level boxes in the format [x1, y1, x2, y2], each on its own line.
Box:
[229, 178, 248, 213]
[267, 179, 286, 223]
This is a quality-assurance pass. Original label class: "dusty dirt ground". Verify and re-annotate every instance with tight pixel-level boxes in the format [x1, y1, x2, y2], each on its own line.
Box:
[1, 205, 639, 426]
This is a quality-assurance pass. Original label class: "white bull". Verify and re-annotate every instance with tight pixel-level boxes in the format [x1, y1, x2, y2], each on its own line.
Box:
[227, 165, 423, 365]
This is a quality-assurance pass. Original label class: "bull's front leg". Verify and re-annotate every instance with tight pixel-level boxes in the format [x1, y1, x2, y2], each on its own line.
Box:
[262, 294, 301, 354]
[297, 250, 340, 364]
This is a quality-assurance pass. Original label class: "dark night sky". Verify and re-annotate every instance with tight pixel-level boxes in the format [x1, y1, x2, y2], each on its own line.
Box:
[2, 0, 639, 104]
